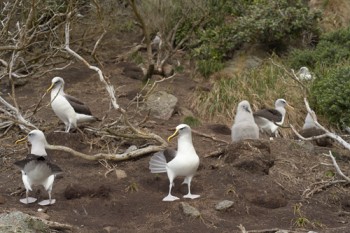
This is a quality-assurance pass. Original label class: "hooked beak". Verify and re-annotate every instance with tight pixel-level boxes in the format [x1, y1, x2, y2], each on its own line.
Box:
[46, 83, 54, 93]
[286, 103, 294, 110]
[15, 136, 27, 144]
[243, 105, 251, 113]
[167, 129, 179, 142]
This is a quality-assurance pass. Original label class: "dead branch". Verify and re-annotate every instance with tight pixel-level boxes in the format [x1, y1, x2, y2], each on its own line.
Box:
[45, 143, 166, 161]
[291, 98, 350, 151]
[192, 129, 230, 145]
[302, 179, 347, 198]
[64, 11, 119, 110]
[270, 59, 310, 95]
[238, 224, 307, 233]
[204, 148, 225, 158]
[325, 151, 350, 182]
[128, 0, 153, 81]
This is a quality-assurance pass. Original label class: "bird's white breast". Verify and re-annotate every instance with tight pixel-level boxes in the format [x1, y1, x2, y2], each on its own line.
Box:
[51, 95, 76, 124]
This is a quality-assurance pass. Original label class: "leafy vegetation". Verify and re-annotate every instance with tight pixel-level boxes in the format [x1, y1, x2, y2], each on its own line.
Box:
[288, 26, 350, 69]
[311, 67, 350, 128]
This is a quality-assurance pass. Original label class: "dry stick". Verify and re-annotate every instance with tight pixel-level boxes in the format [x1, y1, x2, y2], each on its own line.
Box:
[291, 98, 350, 151]
[270, 59, 310, 95]
[45, 144, 164, 161]
[325, 151, 350, 182]
[192, 129, 230, 144]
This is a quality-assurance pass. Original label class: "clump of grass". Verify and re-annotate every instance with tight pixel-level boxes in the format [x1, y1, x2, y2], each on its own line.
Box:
[125, 181, 139, 193]
[183, 116, 201, 127]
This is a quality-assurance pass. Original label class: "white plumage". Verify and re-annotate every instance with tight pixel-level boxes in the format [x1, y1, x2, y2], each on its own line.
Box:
[253, 99, 293, 137]
[297, 67, 314, 81]
[149, 124, 200, 201]
[47, 77, 98, 132]
[14, 130, 62, 205]
[231, 100, 259, 142]
[302, 111, 318, 130]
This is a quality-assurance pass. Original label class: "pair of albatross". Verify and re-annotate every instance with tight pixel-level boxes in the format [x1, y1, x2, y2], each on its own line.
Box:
[47, 77, 98, 133]
[15, 130, 62, 205]
[149, 124, 200, 201]
[231, 99, 293, 141]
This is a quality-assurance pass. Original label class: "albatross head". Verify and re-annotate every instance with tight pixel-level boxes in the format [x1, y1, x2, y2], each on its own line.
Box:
[238, 100, 252, 113]
[167, 124, 191, 142]
[275, 99, 294, 110]
[47, 77, 65, 93]
[16, 130, 48, 156]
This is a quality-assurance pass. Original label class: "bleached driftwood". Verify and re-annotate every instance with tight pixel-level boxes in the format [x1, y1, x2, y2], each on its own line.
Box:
[291, 98, 350, 151]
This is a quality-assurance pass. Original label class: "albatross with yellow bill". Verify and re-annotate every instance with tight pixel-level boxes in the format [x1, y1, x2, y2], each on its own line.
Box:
[253, 98, 293, 137]
[14, 130, 62, 205]
[47, 76, 98, 133]
[149, 124, 200, 201]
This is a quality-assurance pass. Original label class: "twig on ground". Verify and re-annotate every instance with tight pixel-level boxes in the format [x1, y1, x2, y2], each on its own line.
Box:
[204, 148, 225, 158]
[192, 129, 230, 144]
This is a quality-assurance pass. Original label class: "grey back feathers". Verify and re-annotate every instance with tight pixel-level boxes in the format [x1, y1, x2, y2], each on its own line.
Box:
[64, 94, 94, 116]
[231, 100, 259, 142]
[149, 149, 176, 173]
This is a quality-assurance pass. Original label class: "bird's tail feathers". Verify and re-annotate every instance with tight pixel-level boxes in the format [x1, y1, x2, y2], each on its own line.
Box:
[149, 151, 167, 173]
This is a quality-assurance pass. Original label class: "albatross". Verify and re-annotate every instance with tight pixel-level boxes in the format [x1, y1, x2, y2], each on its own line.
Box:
[47, 76, 98, 132]
[149, 124, 200, 201]
[253, 98, 293, 137]
[14, 130, 62, 205]
[231, 100, 259, 142]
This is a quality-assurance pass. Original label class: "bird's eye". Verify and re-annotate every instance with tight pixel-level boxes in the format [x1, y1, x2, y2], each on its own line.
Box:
[28, 133, 33, 136]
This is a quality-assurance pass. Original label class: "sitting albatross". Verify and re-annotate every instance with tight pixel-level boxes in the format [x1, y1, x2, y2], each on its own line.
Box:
[231, 100, 259, 142]
[47, 77, 98, 132]
[253, 98, 293, 137]
[14, 130, 62, 205]
[149, 124, 200, 201]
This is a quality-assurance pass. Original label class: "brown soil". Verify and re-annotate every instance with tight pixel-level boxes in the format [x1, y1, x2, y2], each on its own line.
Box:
[1, 31, 350, 233]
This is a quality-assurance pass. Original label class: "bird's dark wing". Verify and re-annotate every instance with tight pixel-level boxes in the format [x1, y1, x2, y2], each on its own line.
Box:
[163, 148, 177, 163]
[64, 94, 93, 116]
[253, 108, 282, 123]
[46, 162, 63, 174]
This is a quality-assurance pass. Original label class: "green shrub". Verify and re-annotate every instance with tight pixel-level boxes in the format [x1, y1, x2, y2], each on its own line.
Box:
[288, 26, 350, 69]
[311, 67, 350, 127]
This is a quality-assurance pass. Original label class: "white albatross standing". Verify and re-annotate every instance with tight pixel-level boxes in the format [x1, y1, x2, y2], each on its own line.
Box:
[47, 77, 98, 132]
[14, 130, 62, 205]
[253, 99, 293, 137]
[231, 100, 259, 142]
[149, 124, 200, 201]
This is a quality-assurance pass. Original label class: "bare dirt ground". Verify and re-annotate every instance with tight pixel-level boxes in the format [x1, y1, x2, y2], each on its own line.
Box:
[0, 31, 350, 233]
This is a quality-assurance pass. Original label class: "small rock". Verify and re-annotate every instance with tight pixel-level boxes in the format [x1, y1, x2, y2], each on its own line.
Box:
[35, 212, 50, 220]
[0, 211, 50, 232]
[215, 200, 234, 211]
[179, 202, 201, 218]
[146, 91, 178, 120]
[115, 169, 127, 180]
[0, 195, 6, 204]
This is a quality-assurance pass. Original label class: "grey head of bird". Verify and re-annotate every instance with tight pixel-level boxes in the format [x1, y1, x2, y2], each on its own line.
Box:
[238, 100, 252, 114]
[16, 130, 48, 155]
[47, 76, 65, 93]
[167, 124, 191, 142]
